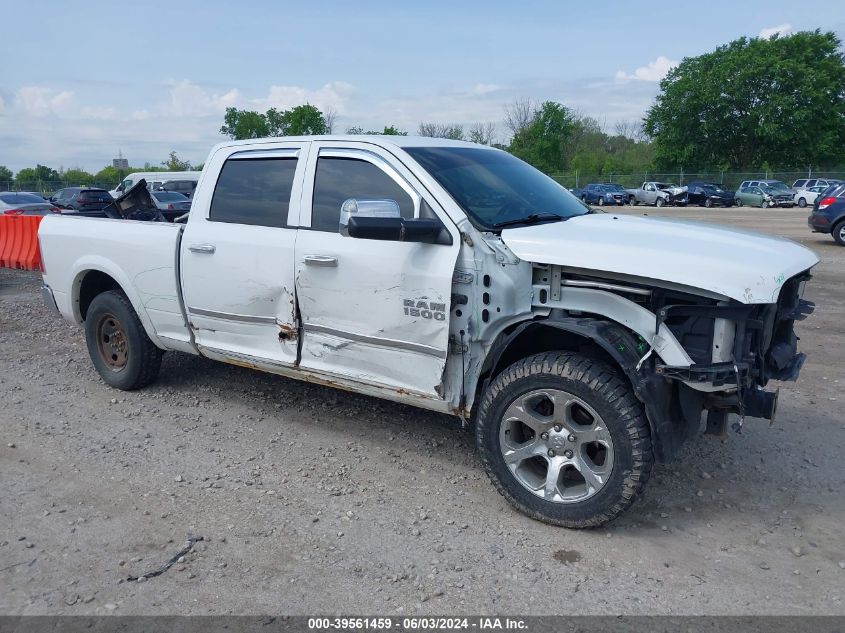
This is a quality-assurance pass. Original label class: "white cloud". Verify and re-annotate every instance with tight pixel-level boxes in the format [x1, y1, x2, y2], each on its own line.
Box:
[14, 86, 75, 117]
[79, 105, 117, 120]
[471, 83, 504, 95]
[615, 56, 679, 83]
[161, 79, 241, 117]
[759, 23, 792, 38]
[251, 81, 354, 114]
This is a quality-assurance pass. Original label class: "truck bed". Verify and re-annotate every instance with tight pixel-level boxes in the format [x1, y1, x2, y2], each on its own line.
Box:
[38, 216, 192, 351]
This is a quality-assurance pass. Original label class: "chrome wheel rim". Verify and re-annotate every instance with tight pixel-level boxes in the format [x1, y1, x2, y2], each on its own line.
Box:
[96, 312, 128, 371]
[498, 389, 614, 504]
[838, 224, 845, 242]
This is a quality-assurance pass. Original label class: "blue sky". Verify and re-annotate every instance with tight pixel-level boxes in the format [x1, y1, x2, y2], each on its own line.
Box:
[1, 0, 843, 173]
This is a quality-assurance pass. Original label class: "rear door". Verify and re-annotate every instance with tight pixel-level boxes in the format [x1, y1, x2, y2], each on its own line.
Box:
[293, 142, 460, 398]
[180, 141, 309, 366]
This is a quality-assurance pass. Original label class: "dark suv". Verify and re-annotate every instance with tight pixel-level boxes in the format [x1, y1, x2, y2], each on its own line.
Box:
[808, 183, 845, 245]
[580, 183, 627, 206]
[683, 181, 735, 207]
[51, 187, 113, 212]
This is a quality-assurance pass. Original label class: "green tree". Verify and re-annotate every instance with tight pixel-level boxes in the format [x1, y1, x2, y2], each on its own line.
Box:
[15, 164, 61, 185]
[221, 104, 328, 139]
[279, 104, 327, 136]
[161, 151, 192, 171]
[644, 30, 845, 170]
[509, 102, 575, 173]
[220, 107, 269, 140]
[61, 168, 94, 184]
[0, 166, 13, 184]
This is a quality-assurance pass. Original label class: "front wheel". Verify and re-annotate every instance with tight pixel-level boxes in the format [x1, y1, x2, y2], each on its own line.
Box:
[798, 197, 807, 208]
[475, 352, 653, 528]
[704, 198, 713, 208]
[735, 198, 742, 207]
[596, 198, 604, 206]
[655, 197, 665, 208]
[84, 290, 163, 390]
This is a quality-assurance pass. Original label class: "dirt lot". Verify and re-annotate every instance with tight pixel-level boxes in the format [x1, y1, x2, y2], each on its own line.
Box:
[1, 206, 843, 615]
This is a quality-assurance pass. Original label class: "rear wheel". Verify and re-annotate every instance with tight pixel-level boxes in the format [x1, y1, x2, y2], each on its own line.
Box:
[833, 220, 845, 246]
[475, 352, 653, 528]
[84, 290, 163, 390]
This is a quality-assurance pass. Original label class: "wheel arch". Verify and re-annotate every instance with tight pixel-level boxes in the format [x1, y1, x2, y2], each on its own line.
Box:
[71, 262, 165, 349]
[473, 317, 698, 463]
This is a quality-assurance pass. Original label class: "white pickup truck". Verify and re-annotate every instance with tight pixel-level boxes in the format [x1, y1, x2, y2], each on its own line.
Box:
[38, 136, 819, 528]
[626, 181, 684, 207]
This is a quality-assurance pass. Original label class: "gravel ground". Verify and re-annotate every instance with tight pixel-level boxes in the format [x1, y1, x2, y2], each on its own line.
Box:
[1, 206, 843, 615]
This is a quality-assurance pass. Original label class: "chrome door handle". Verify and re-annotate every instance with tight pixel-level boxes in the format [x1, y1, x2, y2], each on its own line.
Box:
[189, 243, 216, 254]
[304, 254, 338, 267]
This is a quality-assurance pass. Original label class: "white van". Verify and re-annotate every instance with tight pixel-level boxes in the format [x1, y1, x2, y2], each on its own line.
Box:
[109, 171, 201, 199]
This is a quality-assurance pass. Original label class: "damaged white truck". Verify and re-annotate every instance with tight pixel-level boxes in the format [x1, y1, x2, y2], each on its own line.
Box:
[38, 136, 819, 527]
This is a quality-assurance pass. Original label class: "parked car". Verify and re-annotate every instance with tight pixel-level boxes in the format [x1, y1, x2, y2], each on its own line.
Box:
[735, 185, 794, 208]
[158, 179, 198, 199]
[0, 192, 59, 215]
[808, 183, 845, 245]
[682, 181, 734, 207]
[791, 178, 840, 192]
[581, 183, 626, 205]
[794, 185, 829, 208]
[738, 179, 793, 194]
[626, 182, 682, 207]
[150, 191, 192, 221]
[38, 135, 818, 528]
[51, 187, 114, 213]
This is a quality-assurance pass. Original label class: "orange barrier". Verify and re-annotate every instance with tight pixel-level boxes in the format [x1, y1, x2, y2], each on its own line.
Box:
[0, 215, 44, 271]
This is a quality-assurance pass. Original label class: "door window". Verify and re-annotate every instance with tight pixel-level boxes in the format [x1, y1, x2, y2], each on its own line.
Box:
[209, 158, 297, 227]
[311, 157, 414, 232]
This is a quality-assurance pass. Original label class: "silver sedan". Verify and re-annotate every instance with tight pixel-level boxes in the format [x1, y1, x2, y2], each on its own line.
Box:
[0, 192, 59, 215]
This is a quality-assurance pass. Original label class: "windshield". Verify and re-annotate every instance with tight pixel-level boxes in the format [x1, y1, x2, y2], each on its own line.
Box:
[604, 184, 625, 191]
[655, 183, 677, 189]
[404, 147, 588, 229]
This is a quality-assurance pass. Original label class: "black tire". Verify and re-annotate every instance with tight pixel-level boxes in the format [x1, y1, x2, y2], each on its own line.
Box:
[735, 198, 742, 207]
[655, 197, 664, 208]
[631, 198, 638, 206]
[475, 352, 653, 528]
[798, 197, 807, 208]
[596, 197, 604, 206]
[84, 290, 163, 390]
[704, 198, 713, 208]
[833, 219, 845, 246]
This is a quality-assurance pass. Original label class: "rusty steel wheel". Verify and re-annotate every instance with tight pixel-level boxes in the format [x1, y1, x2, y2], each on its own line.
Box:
[96, 312, 129, 371]
[85, 290, 162, 390]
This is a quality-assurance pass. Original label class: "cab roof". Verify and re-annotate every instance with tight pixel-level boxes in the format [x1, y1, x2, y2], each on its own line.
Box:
[211, 135, 494, 151]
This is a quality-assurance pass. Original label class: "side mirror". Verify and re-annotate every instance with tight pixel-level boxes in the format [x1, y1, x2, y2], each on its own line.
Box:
[339, 198, 401, 236]
[347, 216, 450, 244]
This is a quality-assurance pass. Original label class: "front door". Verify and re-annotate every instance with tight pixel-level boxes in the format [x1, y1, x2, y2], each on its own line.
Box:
[180, 142, 309, 366]
[294, 142, 460, 399]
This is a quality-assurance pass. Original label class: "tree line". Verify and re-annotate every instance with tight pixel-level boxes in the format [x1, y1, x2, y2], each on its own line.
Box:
[0, 152, 198, 187]
[4, 29, 843, 188]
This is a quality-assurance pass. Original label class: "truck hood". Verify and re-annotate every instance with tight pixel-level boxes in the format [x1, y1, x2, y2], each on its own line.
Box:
[500, 213, 819, 304]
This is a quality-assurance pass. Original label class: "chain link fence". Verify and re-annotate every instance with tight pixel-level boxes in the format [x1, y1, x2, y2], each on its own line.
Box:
[549, 171, 845, 190]
[1, 181, 116, 196]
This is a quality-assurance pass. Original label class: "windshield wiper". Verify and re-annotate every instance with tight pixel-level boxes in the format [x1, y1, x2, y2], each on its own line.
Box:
[492, 213, 564, 229]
